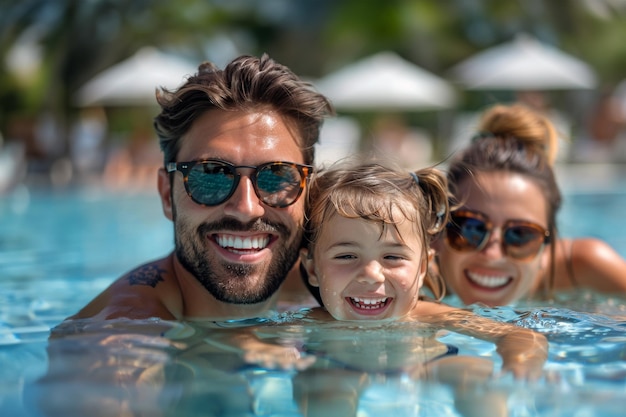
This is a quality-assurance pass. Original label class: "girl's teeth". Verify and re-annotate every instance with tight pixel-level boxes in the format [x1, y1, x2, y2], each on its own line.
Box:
[350, 297, 389, 309]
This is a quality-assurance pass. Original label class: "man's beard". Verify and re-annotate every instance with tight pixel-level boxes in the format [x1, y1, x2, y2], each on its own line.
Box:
[174, 216, 301, 304]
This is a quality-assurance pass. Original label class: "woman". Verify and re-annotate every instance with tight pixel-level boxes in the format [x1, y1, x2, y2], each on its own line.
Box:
[434, 103, 626, 307]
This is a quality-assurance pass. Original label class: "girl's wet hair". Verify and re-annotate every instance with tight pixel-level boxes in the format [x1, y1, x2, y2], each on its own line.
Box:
[447, 103, 562, 294]
[302, 157, 451, 303]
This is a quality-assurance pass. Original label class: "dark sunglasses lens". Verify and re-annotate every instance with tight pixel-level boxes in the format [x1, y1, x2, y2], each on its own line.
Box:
[447, 216, 488, 251]
[504, 225, 546, 260]
[187, 162, 236, 205]
[256, 163, 303, 207]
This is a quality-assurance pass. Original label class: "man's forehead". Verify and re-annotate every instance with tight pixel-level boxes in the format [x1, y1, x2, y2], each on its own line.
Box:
[177, 110, 304, 162]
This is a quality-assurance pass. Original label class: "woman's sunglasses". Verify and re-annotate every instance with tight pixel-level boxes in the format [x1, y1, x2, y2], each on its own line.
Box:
[166, 160, 312, 208]
[445, 209, 551, 261]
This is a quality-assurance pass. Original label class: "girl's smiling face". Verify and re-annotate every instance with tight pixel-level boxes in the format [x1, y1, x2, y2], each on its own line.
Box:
[301, 211, 427, 321]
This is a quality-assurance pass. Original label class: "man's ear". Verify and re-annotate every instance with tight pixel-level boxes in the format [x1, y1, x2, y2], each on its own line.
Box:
[300, 248, 319, 287]
[158, 168, 173, 221]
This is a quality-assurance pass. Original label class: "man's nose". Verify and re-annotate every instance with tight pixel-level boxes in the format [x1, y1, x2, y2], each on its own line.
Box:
[223, 175, 266, 220]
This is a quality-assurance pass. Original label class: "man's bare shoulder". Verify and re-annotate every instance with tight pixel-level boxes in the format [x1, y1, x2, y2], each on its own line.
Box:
[68, 253, 183, 321]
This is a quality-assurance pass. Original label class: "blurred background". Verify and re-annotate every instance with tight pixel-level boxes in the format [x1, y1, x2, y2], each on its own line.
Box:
[1, 0, 626, 193]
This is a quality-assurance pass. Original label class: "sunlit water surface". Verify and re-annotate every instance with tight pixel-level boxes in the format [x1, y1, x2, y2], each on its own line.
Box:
[1, 179, 625, 417]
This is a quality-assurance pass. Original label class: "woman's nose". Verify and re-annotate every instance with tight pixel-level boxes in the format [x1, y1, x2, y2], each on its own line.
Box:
[480, 227, 506, 258]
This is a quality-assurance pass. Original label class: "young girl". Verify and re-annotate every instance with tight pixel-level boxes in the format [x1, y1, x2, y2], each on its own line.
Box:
[435, 103, 626, 307]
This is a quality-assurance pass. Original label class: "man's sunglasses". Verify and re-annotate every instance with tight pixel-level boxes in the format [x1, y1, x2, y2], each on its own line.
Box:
[166, 160, 313, 208]
[445, 209, 551, 261]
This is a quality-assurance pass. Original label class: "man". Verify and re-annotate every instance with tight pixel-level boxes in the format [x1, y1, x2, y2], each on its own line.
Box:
[70, 54, 334, 321]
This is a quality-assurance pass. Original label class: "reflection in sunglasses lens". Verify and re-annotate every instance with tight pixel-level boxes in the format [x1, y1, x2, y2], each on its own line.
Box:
[189, 166, 234, 205]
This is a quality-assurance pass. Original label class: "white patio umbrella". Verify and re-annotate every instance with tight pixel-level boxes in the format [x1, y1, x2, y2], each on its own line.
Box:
[75, 47, 197, 106]
[448, 34, 597, 90]
[313, 51, 457, 111]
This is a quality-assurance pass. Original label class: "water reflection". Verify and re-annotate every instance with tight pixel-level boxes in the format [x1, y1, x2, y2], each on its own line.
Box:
[30, 317, 504, 417]
[24, 300, 626, 417]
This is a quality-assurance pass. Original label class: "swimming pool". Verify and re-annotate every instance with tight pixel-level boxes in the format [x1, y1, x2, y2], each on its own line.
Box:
[1, 165, 625, 417]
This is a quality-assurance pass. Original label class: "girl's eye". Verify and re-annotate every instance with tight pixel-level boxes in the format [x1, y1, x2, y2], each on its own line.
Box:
[384, 254, 405, 261]
[334, 254, 356, 260]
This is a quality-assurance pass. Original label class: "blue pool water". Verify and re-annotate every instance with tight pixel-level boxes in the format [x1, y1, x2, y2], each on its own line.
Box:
[1, 166, 626, 417]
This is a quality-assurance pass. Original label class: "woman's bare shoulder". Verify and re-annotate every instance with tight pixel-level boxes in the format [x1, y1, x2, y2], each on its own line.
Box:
[571, 238, 626, 290]
[554, 237, 626, 292]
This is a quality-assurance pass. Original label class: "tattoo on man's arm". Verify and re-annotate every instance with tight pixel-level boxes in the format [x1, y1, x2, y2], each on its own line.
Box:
[127, 265, 166, 288]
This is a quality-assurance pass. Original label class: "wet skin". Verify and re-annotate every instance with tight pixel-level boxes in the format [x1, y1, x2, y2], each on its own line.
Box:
[158, 109, 307, 318]
[302, 212, 427, 321]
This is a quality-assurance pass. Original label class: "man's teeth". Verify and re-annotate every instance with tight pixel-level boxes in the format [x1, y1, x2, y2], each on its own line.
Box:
[467, 271, 510, 288]
[350, 297, 389, 309]
[215, 234, 270, 250]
